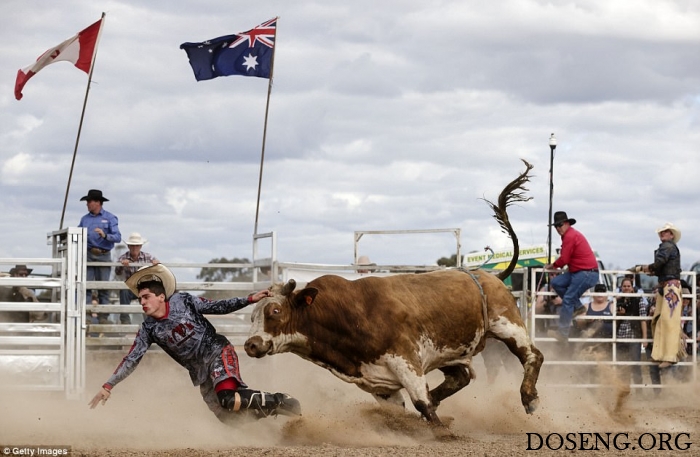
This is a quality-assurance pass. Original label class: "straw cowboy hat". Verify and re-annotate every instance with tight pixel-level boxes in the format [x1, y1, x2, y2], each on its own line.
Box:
[125, 264, 176, 299]
[356, 255, 377, 273]
[124, 232, 148, 246]
[80, 189, 109, 202]
[550, 211, 576, 226]
[656, 222, 681, 243]
[357, 255, 373, 266]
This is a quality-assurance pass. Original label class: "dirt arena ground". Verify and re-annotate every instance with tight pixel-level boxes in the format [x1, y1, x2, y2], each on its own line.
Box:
[0, 347, 697, 456]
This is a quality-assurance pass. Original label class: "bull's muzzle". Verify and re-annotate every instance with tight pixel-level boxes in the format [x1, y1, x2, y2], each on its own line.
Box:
[244, 335, 270, 358]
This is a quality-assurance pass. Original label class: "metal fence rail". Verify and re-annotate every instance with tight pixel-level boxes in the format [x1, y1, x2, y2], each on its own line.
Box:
[14, 228, 690, 401]
[530, 268, 697, 388]
[0, 257, 66, 392]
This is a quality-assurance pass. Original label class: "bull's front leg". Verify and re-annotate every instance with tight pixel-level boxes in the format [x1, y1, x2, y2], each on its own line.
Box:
[412, 399, 454, 439]
[385, 356, 456, 439]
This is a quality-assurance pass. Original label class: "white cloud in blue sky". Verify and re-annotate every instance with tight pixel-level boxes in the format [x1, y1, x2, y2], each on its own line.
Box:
[1, 0, 699, 274]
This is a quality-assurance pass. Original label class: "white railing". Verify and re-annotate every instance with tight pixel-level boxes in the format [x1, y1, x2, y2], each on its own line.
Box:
[83, 260, 269, 348]
[0, 257, 67, 393]
[530, 268, 697, 388]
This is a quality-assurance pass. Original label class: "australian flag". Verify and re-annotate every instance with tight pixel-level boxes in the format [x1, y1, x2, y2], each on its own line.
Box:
[180, 18, 276, 81]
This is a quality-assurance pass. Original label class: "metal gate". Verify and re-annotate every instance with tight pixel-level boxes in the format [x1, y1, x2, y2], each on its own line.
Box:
[0, 228, 85, 398]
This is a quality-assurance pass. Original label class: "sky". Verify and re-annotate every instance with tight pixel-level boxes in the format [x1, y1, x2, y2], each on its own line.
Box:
[1, 0, 700, 278]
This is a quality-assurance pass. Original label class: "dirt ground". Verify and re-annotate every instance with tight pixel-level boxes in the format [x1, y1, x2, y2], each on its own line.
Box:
[0, 348, 697, 456]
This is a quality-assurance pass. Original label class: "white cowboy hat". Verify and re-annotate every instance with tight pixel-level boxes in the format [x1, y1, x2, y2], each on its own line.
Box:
[656, 222, 681, 243]
[124, 232, 148, 245]
[125, 264, 176, 299]
[357, 255, 372, 265]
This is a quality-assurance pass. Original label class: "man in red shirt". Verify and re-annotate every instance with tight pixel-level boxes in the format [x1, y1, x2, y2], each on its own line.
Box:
[545, 211, 599, 342]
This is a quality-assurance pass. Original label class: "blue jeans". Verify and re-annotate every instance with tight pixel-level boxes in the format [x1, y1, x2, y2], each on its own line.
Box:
[118, 289, 136, 324]
[86, 250, 112, 324]
[551, 270, 599, 336]
[86, 250, 112, 305]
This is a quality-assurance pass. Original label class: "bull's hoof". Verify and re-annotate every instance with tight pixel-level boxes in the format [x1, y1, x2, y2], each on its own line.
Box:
[524, 397, 539, 415]
[432, 425, 457, 441]
[441, 415, 455, 427]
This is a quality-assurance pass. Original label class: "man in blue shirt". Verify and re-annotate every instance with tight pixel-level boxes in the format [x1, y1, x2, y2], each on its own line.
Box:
[78, 189, 121, 323]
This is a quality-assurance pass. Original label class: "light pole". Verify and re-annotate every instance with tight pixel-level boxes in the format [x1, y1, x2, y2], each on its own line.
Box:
[547, 133, 557, 265]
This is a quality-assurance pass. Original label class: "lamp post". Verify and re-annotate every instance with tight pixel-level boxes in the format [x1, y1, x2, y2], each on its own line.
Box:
[547, 133, 557, 265]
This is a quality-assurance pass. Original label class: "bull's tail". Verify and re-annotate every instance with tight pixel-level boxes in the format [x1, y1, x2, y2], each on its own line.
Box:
[481, 159, 534, 281]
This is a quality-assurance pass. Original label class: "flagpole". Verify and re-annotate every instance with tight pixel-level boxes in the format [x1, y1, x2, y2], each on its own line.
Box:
[253, 17, 278, 236]
[59, 12, 106, 230]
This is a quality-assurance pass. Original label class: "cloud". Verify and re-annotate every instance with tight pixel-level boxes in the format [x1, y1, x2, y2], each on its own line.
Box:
[1, 0, 700, 275]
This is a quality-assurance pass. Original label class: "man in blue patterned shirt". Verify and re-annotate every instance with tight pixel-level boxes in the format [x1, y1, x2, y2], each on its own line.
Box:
[78, 189, 121, 323]
[88, 264, 301, 421]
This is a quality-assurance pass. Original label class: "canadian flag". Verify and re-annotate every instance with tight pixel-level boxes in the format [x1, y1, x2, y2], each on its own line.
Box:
[15, 18, 103, 100]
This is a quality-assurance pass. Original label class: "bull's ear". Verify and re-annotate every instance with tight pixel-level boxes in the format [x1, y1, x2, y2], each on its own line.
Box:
[293, 288, 318, 308]
[282, 279, 297, 296]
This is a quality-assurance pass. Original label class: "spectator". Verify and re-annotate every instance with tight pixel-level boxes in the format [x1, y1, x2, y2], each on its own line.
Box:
[615, 273, 649, 308]
[88, 264, 301, 421]
[114, 232, 159, 324]
[356, 255, 377, 275]
[644, 288, 662, 396]
[616, 277, 647, 387]
[78, 189, 121, 323]
[545, 211, 600, 342]
[630, 222, 685, 369]
[578, 283, 613, 340]
[576, 284, 613, 384]
[681, 287, 697, 361]
[0, 265, 45, 323]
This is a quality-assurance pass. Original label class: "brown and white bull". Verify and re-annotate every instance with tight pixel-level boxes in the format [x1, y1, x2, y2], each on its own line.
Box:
[244, 160, 543, 432]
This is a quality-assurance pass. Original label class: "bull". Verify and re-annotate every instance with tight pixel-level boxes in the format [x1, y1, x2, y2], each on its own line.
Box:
[244, 160, 543, 433]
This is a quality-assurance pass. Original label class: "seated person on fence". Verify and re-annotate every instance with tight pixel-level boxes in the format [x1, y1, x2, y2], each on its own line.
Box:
[88, 264, 301, 421]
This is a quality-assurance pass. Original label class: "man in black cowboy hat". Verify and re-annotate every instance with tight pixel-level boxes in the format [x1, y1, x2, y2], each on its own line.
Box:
[544, 211, 599, 342]
[78, 189, 121, 323]
[0, 264, 45, 323]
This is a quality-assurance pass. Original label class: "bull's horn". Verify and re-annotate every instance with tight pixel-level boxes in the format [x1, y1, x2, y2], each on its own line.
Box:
[282, 279, 297, 295]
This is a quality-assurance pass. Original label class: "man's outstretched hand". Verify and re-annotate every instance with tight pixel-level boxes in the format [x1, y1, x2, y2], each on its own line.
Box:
[88, 387, 111, 409]
[247, 290, 271, 304]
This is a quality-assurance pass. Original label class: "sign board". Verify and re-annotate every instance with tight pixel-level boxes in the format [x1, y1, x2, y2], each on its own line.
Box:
[464, 244, 549, 270]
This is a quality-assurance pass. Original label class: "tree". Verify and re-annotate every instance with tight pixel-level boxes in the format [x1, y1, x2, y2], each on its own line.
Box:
[437, 254, 461, 268]
[197, 257, 253, 283]
[197, 257, 254, 300]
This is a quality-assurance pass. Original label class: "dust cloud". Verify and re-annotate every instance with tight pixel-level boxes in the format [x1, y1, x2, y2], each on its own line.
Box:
[0, 345, 697, 454]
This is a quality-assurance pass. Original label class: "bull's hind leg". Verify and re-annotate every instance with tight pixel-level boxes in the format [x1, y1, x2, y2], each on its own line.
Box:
[488, 316, 544, 414]
[429, 363, 475, 407]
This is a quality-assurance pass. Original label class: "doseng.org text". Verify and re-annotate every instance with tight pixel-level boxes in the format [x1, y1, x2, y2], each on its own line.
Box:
[526, 432, 691, 451]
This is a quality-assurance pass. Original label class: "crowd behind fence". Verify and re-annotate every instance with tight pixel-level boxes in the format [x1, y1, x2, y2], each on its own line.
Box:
[530, 268, 698, 387]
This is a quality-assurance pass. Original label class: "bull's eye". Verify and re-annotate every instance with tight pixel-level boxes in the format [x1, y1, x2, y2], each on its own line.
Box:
[272, 307, 280, 314]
